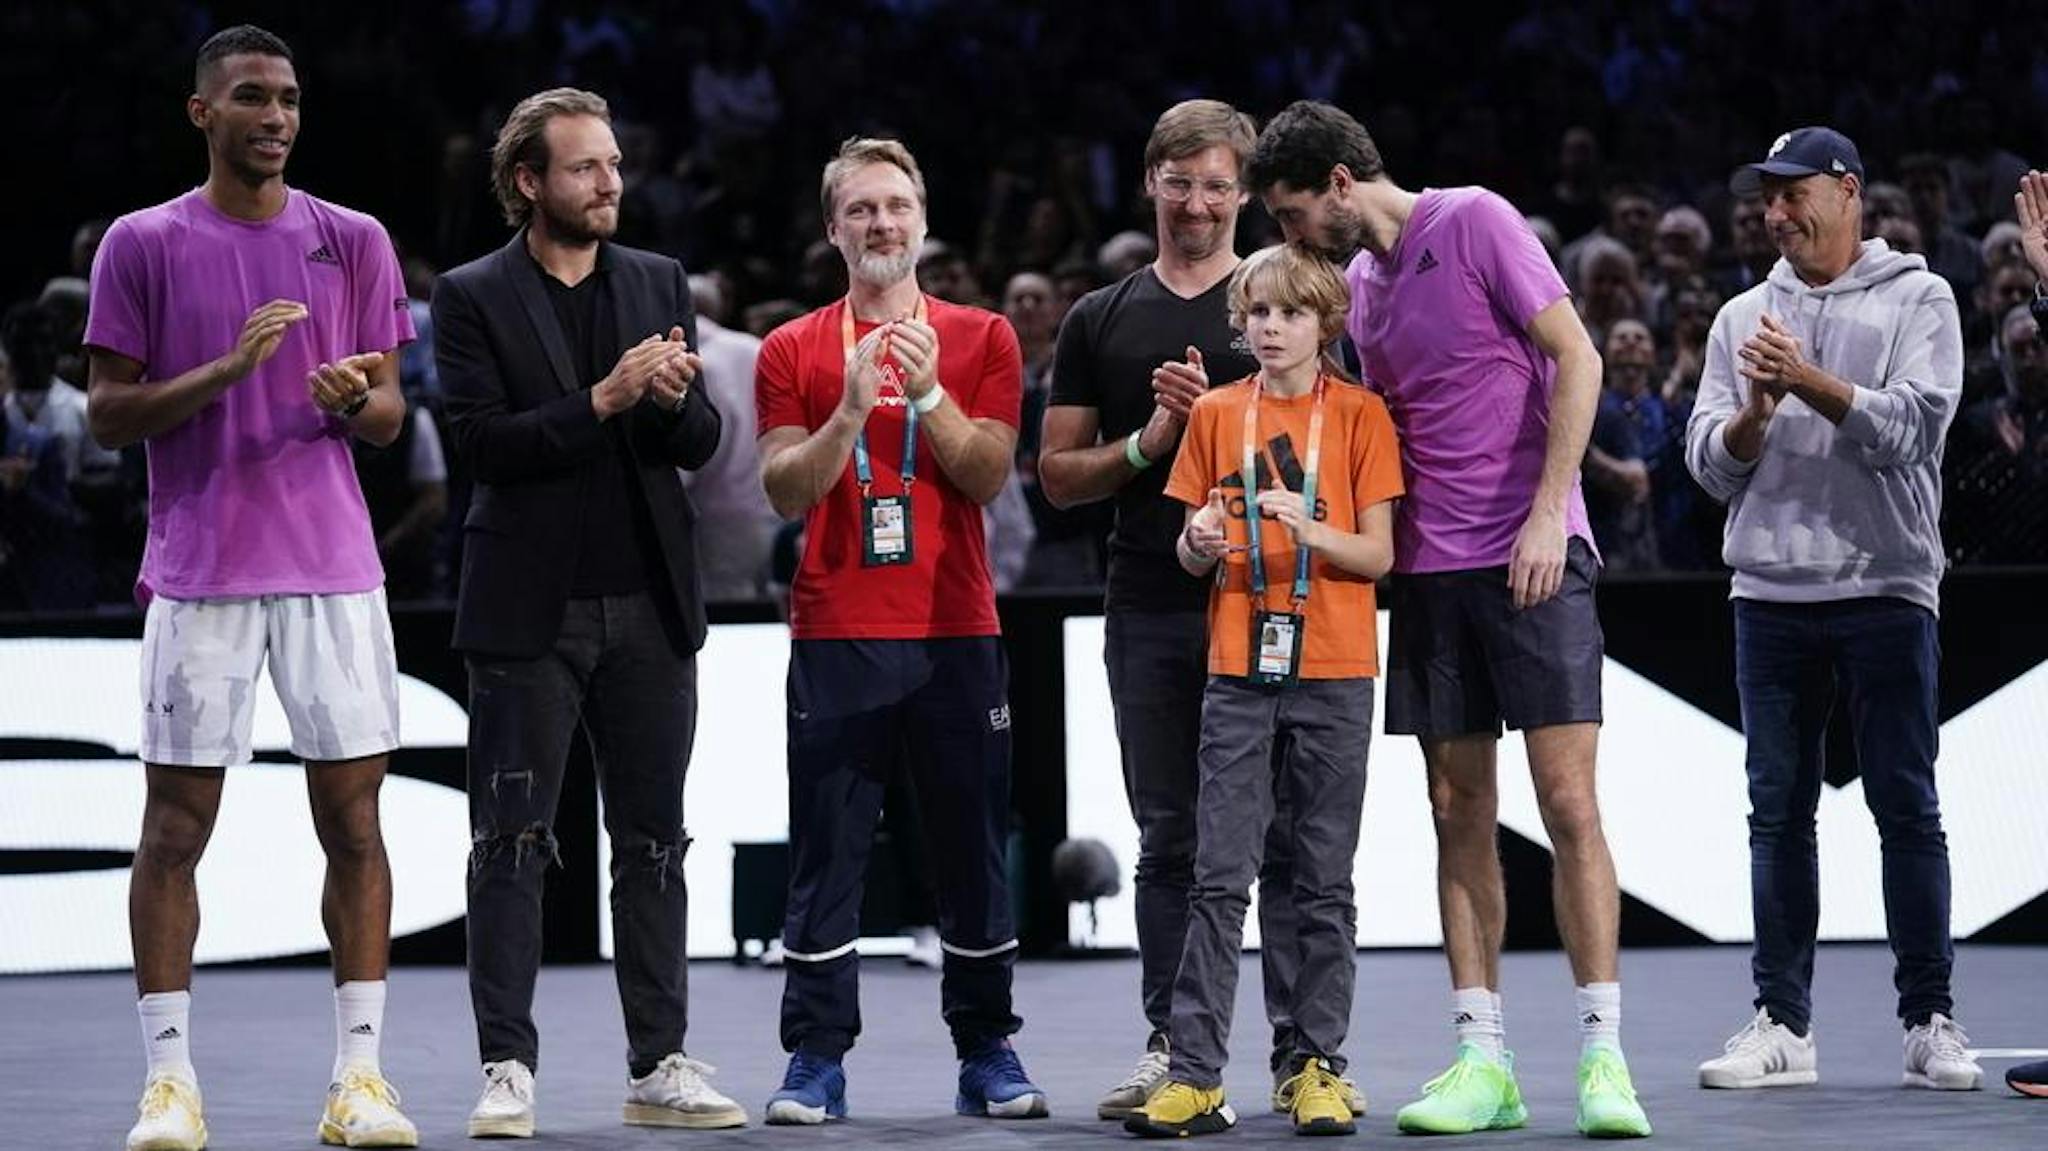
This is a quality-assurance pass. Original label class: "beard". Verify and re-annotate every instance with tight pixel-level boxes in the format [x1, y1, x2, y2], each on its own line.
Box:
[848, 226, 925, 288]
[538, 197, 618, 245]
[1166, 215, 1232, 262]
[1314, 199, 1369, 263]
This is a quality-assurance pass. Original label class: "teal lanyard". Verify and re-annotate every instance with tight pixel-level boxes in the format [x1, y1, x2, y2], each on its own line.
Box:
[1241, 373, 1327, 609]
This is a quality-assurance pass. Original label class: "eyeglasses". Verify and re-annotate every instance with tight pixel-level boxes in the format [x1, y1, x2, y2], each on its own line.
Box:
[1156, 173, 1240, 205]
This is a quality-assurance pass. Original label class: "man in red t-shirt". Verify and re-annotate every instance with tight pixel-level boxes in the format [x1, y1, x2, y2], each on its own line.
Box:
[753, 137, 1046, 1124]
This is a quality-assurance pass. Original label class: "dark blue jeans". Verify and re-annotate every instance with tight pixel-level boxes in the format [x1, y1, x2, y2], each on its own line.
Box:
[1734, 597, 1953, 1033]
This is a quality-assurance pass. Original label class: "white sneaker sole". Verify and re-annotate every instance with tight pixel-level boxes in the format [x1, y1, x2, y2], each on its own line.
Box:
[1903, 1070, 1983, 1091]
[765, 1099, 834, 1125]
[127, 1128, 208, 1151]
[981, 1092, 1049, 1119]
[1698, 1068, 1818, 1089]
[623, 1101, 748, 1128]
[317, 1117, 419, 1147]
[466, 1112, 535, 1138]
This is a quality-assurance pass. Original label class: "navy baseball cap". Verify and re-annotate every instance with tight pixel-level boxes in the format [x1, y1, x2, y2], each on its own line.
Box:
[1730, 127, 1865, 195]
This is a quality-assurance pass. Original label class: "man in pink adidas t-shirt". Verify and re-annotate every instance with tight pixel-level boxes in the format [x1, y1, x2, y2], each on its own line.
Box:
[1252, 101, 1650, 1139]
[84, 25, 418, 1151]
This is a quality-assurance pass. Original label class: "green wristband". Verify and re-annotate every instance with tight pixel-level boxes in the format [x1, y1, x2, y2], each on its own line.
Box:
[1124, 430, 1154, 471]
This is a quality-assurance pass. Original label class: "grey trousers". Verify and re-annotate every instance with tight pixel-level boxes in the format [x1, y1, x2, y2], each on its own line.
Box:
[1105, 610, 1305, 1067]
[1167, 675, 1372, 1088]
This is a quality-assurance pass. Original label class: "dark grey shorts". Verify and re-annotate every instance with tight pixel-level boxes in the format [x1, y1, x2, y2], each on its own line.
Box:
[1383, 537, 1604, 738]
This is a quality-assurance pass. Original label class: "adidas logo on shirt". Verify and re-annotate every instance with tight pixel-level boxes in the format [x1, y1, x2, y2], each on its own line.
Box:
[1414, 248, 1440, 274]
[307, 243, 342, 266]
[153, 1026, 183, 1042]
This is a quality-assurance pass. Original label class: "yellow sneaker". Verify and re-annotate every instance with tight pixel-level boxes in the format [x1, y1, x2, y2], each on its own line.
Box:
[1121, 1080, 1236, 1138]
[318, 1066, 419, 1148]
[1286, 1059, 1358, 1136]
[127, 1074, 206, 1151]
[1273, 1059, 1367, 1117]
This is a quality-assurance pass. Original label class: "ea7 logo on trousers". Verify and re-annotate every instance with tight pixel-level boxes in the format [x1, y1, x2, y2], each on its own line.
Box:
[988, 705, 1012, 732]
[0, 638, 473, 974]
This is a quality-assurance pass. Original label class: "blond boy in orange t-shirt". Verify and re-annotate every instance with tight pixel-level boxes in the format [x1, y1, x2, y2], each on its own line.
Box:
[1125, 243, 1403, 1138]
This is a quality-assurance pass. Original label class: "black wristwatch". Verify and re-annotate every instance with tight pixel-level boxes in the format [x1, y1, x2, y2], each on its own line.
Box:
[339, 391, 371, 419]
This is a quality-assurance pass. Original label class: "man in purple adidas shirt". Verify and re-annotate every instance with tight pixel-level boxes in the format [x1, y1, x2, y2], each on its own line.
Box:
[1253, 101, 1649, 1140]
[84, 25, 418, 1151]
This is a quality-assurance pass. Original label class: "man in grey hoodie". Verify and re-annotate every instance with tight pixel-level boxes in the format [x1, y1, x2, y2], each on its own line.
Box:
[1686, 127, 1981, 1093]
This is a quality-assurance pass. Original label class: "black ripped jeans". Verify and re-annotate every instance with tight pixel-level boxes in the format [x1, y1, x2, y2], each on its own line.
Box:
[464, 593, 697, 1078]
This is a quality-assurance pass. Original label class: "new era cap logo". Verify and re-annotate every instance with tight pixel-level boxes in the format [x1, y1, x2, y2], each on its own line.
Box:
[307, 243, 341, 266]
[1415, 248, 1439, 274]
[1768, 132, 1791, 158]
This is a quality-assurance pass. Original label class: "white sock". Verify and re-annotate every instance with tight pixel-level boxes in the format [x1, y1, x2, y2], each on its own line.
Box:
[333, 980, 386, 1081]
[1576, 982, 1622, 1054]
[139, 990, 196, 1083]
[1452, 986, 1505, 1060]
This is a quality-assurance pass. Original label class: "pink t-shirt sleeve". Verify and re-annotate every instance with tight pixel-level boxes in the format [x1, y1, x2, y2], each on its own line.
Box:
[350, 220, 415, 354]
[1465, 190, 1568, 331]
[83, 218, 151, 366]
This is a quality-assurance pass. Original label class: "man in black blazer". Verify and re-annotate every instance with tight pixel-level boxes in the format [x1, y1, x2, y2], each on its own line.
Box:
[434, 87, 744, 1136]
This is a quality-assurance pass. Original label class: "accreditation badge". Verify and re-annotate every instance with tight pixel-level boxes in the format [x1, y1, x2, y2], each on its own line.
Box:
[1249, 609, 1304, 687]
[862, 494, 913, 567]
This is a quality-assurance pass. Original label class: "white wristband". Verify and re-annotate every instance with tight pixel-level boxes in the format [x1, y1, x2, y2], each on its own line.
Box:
[911, 382, 946, 414]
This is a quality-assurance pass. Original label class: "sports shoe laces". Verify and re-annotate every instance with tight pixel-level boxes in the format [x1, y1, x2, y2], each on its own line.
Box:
[1421, 1055, 1478, 1096]
[140, 1078, 192, 1119]
[1293, 1065, 1344, 1110]
[1115, 1050, 1170, 1092]
[650, 1054, 718, 1098]
[339, 1068, 401, 1108]
[1922, 1018, 1970, 1061]
[481, 1067, 530, 1107]
[1583, 1052, 1635, 1099]
[1723, 1013, 1772, 1055]
[966, 1045, 1029, 1090]
[780, 1052, 835, 1091]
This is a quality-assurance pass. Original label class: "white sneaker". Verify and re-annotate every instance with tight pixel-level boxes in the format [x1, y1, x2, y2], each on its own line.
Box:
[624, 1053, 748, 1128]
[1903, 1014, 1983, 1090]
[318, 1065, 419, 1147]
[905, 925, 943, 970]
[127, 1074, 206, 1151]
[1698, 1008, 1818, 1088]
[467, 1059, 536, 1138]
[759, 939, 787, 967]
[1096, 1049, 1170, 1119]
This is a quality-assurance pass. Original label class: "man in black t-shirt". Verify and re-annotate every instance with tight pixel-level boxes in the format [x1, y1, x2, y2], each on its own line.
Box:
[1040, 99, 1359, 1121]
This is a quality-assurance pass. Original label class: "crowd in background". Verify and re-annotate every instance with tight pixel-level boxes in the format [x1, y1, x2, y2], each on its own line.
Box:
[3, 0, 2046, 611]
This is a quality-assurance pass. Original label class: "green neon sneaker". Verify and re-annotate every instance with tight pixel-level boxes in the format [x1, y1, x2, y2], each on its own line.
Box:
[1394, 1044, 1527, 1135]
[1576, 1045, 1652, 1138]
